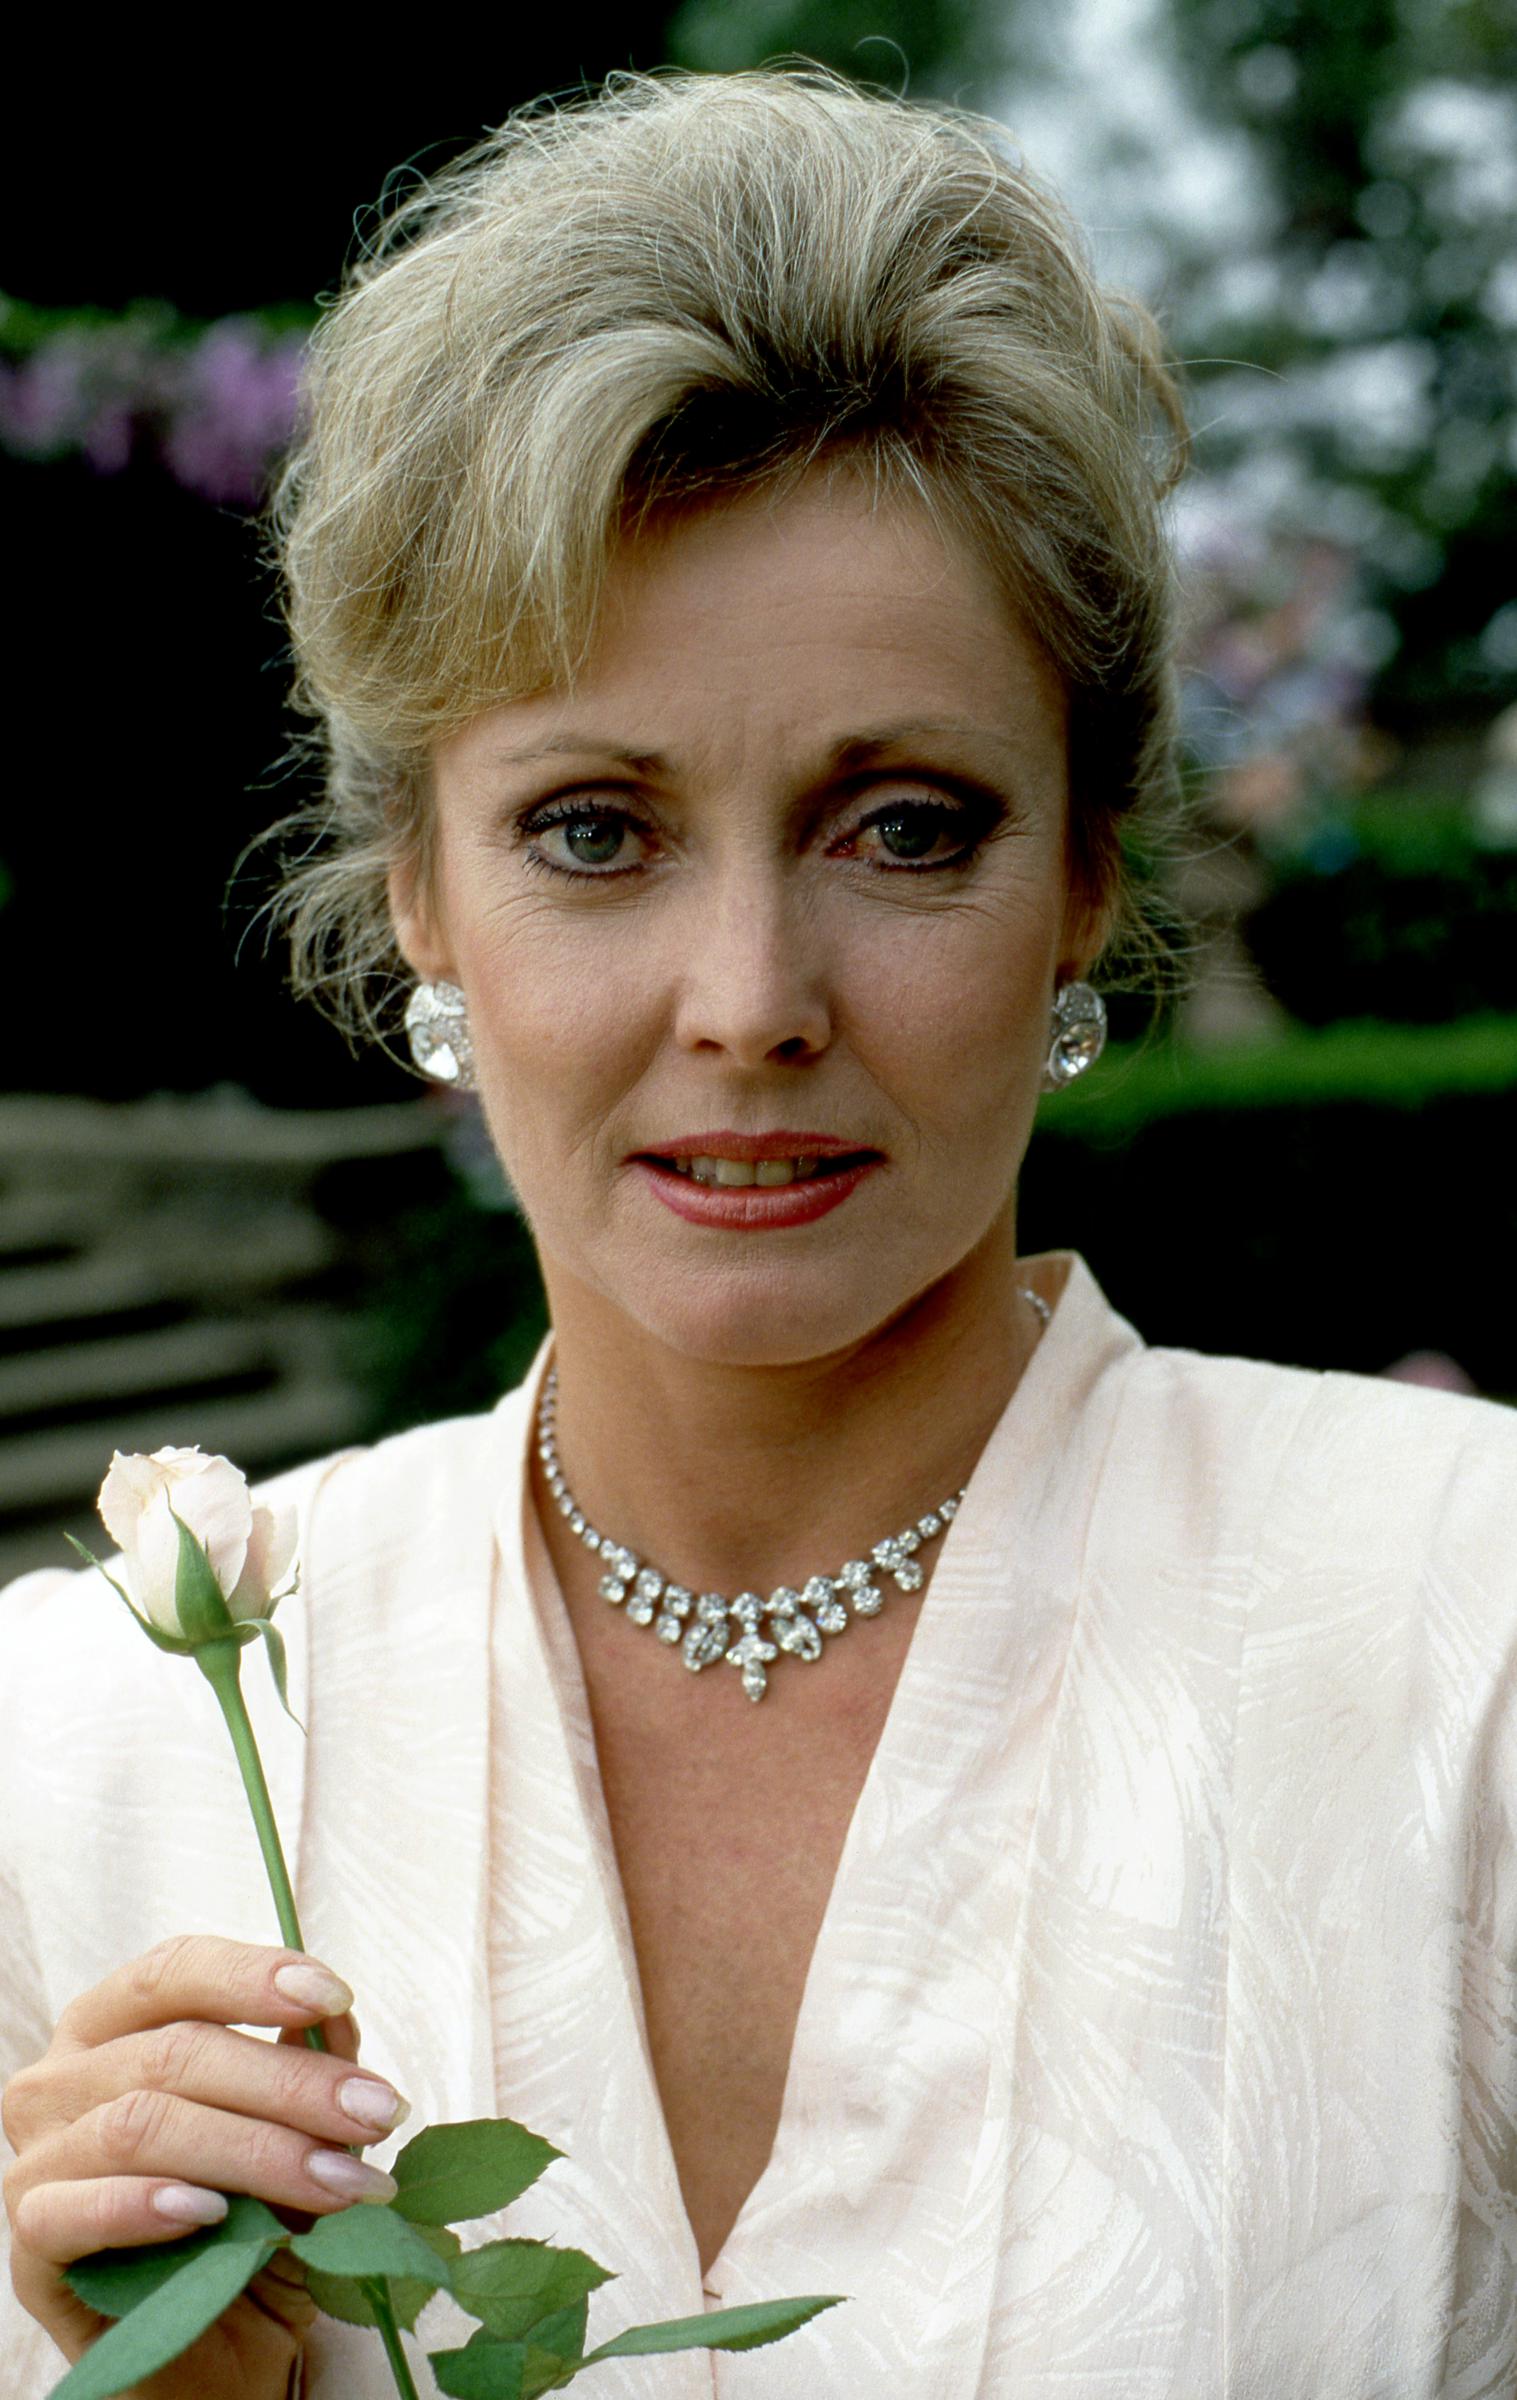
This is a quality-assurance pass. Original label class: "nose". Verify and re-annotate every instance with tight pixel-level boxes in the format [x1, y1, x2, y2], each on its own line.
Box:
[670, 870, 833, 1068]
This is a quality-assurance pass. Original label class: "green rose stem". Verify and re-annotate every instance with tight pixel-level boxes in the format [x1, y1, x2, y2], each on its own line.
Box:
[194, 1639, 423, 2400]
[194, 1643, 310, 1996]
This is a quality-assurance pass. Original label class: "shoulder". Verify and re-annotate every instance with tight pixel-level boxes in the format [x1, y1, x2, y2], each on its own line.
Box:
[1090, 1338, 1516, 1731]
[1114, 1336, 1515, 1552]
[253, 1391, 527, 1561]
[1127, 1341, 1516, 1768]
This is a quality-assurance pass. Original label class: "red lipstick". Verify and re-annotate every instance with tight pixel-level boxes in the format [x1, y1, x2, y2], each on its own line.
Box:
[630, 1130, 882, 1231]
[643, 1130, 866, 1161]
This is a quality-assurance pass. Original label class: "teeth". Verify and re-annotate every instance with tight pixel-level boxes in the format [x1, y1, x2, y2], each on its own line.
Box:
[680, 1155, 831, 1186]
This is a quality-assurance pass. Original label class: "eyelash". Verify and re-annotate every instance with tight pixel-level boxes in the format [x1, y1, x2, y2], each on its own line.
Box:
[516, 791, 1002, 882]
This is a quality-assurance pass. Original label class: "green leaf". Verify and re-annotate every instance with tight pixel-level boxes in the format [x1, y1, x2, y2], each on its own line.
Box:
[302, 2264, 422, 2333]
[390, 2118, 561, 2227]
[249, 1614, 305, 1730]
[418, 2222, 467, 2263]
[430, 2330, 578, 2399]
[63, 1534, 191, 1653]
[582, 2293, 845, 2364]
[48, 2211, 283, 2397]
[168, 1509, 236, 1645]
[521, 2341, 580, 2397]
[303, 2224, 461, 2332]
[522, 2297, 588, 2364]
[290, 2202, 452, 2284]
[448, 2238, 609, 2340]
[63, 2196, 287, 2318]
[430, 2333, 527, 2400]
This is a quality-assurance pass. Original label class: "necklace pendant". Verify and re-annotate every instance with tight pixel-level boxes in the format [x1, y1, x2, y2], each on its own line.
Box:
[534, 1303, 1051, 1697]
[726, 1627, 779, 1701]
[683, 1619, 727, 1671]
[653, 1583, 693, 1644]
[805, 1576, 849, 1634]
[775, 1612, 822, 1661]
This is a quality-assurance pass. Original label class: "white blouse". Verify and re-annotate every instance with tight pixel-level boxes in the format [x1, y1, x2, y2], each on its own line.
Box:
[2, 1249, 1515, 2397]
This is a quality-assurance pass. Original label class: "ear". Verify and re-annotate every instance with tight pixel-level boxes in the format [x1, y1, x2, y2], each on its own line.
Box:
[387, 856, 457, 986]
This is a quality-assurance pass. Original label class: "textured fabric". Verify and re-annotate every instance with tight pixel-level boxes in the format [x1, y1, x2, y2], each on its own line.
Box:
[2, 1250, 1515, 2397]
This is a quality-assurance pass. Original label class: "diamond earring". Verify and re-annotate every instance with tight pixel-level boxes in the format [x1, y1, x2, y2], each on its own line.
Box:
[1042, 980, 1107, 1090]
[404, 980, 476, 1089]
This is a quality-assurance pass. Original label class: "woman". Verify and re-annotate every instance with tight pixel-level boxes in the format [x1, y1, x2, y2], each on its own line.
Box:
[3, 66, 1515, 2400]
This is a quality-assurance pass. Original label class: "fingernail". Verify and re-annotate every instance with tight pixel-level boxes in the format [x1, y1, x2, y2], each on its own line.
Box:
[338, 2076, 411, 2134]
[154, 2184, 230, 2226]
[306, 2150, 398, 2203]
[275, 1961, 355, 2016]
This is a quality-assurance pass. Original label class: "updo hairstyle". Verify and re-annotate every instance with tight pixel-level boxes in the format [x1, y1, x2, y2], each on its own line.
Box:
[261, 65, 1193, 1048]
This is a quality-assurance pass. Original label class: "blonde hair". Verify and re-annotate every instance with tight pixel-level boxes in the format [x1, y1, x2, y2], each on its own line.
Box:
[260, 64, 1193, 1047]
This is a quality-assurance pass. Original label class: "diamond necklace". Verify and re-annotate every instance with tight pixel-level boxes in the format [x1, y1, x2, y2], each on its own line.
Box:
[534, 1283, 1053, 1703]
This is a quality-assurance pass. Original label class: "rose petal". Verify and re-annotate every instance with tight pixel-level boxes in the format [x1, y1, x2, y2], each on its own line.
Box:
[228, 1504, 297, 1621]
[133, 1487, 193, 1632]
[160, 1452, 253, 1600]
[97, 1450, 172, 1553]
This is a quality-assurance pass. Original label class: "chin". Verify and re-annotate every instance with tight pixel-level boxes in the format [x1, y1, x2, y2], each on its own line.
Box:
[626, 1235, 994, 1368]
[643, 1296, 888, 1372]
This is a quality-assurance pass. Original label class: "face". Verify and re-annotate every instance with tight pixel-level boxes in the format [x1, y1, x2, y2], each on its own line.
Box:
[393, 467, 1104, 1370]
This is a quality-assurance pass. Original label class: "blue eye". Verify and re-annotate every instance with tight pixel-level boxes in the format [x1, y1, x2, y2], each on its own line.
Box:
[558, 813, 627, 866]
[522, 804, 649, 877]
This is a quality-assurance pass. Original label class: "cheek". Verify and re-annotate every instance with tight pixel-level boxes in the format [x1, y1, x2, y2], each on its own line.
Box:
[456, 915, 662, 1175]
[453, 890, 638, 1061]
[845, 905, 1054, 1084]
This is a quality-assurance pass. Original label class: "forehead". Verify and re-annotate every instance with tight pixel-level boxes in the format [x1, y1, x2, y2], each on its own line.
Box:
[440, 467, 1067, 785]
[609, 471, 1059, 709]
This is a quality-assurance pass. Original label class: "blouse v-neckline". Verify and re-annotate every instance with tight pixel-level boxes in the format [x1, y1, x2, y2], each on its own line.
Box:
[490, 1249, 1143, 2320]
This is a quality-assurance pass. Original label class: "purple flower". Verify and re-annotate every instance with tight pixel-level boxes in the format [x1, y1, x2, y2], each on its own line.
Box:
[0, 321, 171, 475]
[159, 320, 304, 505]
[1, 311, 306, 503]
[0, 339, 94, 456]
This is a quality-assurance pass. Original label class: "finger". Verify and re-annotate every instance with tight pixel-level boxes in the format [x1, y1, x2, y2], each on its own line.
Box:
[24, 2090, 399, 2226]
[32, 2019, 407, 2153]
[279, 2009, 361, 2064]
[56, 1938, 355, 2053]
[11, 2173, 234, 2268]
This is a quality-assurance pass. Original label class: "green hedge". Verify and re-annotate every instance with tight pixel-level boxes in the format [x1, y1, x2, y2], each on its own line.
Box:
[1038, 1013, 1517, 1134]
[1023, 1015, 1517, 1398]
[1241, 796, 1517, 1025]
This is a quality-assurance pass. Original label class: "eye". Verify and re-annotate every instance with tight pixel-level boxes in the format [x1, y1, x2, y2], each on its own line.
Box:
[520, 803, 652, 877]
[836, 795, 993, 870]
[872, 806, 949, 861]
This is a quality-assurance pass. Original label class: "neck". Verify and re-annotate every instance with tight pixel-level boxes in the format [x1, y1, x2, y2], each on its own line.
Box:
[536, 1220, 1053, 1599]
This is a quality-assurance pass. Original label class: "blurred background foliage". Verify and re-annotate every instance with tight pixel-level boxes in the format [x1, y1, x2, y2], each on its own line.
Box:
[3, 0, 1514, 1454]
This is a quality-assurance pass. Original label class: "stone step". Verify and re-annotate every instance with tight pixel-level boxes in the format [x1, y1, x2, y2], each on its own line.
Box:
[0, 1377, 371, 1525]
[0, 1217, 335, 1333]
[0, 1092, 441, 1167]
[0, 1310, 336, 1423]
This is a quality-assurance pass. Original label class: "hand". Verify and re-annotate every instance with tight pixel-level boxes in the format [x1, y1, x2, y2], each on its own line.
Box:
[2, 1934, 409, 2400]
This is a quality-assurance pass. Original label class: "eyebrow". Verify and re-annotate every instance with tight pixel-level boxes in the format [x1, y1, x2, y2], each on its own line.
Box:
[485, 720, 1025, 775]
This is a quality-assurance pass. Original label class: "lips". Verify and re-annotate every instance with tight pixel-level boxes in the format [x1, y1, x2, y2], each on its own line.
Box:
[630, 1140, 882, 1230]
